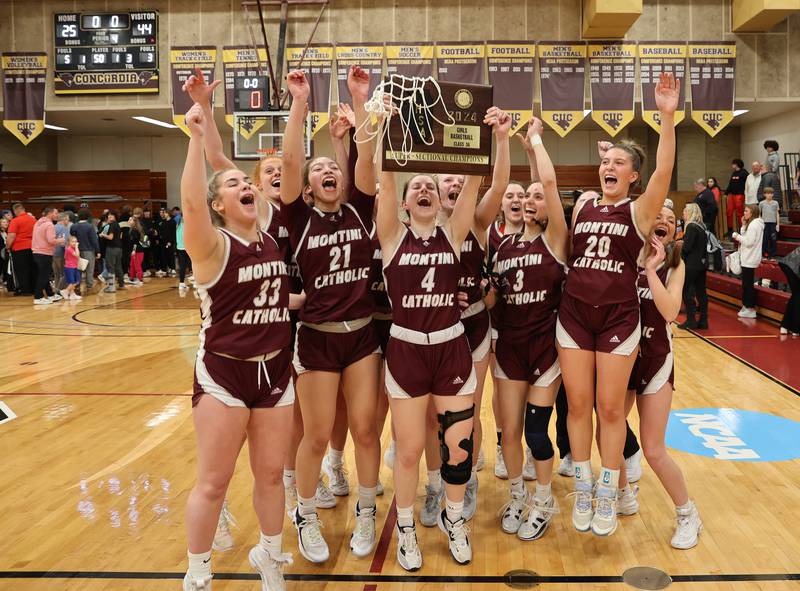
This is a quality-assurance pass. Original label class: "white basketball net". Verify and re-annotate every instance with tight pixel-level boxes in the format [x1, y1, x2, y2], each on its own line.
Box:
[356, 74, 455, 167]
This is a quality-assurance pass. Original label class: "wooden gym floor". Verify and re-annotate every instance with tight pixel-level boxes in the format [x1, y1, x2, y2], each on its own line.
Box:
[1, 279, 799, 591]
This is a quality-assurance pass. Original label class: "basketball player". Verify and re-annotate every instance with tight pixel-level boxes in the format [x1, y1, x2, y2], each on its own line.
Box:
[557, 72, 679, 537]
[181, 103, 294, 591]
[489, 117, 567, 541]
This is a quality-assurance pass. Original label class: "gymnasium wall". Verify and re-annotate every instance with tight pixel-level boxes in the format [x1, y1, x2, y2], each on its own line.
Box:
[740, 108, 800, 170]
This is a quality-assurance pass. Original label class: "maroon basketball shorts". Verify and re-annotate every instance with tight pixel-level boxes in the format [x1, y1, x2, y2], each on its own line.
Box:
[461, 304, 491, 362]
[373, 314, 392, 356]
[627, 353, 674, 395]
[193, 348, 294, 409]
[293, 320, 380, 374]
[494, 328, 561, 387]
[384, 324, 476, 399]
[556, 292, 640, 356]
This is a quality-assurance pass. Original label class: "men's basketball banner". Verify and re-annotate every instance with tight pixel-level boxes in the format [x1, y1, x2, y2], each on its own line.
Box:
[386, 43, 434, 78]
[436, 42, 485, 84]
[638, 42, 687, 133]
[589, 42, 636, 137]
[689, 41, 736, 137]
[171, 47, 217, 137]
[223, 46, 269, 140]
[287, 43, 333, 138]
[538, 43, 587, 137]
[487, 42, 535, 136]
[1, 52, 47, 145]
[335, 44, 384, 104]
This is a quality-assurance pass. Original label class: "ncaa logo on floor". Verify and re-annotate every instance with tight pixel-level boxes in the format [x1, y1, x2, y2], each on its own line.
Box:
[666, 408, 800, 462]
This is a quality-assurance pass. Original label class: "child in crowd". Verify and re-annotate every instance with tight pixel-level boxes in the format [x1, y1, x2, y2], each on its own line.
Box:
[759, 187, 780, 259]
[61, 235, 82, 301]
[128, 217, 145, 287]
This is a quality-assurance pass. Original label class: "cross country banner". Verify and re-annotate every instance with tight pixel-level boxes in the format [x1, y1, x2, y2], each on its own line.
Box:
[538, 43, 587, 137]
[486, 42, 535, 136]
[588, 42, 636, 137]
[638, 42, 687, 133]
[386, 43, 434, 78]
[335, 44, 384, 104]
[689, 41, 736, 137]
[436, 42, 486, 84]
[1, 52, 47, 145]
[171, 47, 217, 137]
[287, 44, 333, 138]
[222, 46, 269, 140]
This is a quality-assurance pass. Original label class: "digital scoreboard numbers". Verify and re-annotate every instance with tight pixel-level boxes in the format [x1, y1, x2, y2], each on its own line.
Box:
[233, 74, 270, 112]
[54, 11, 159, 94]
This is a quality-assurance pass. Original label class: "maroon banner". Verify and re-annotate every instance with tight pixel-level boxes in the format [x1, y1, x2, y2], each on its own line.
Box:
[386, 43, 434, 78]
[639, 42, 687, 133]
[538, 42, 587, 137]
[486, 41, 535, 135]
[436, 42, 485, 84]
[2, 52, 47, 145]
[287, 44, 333, 138]
[170, 47, 217, 137]
[335, 44, 384, 104]
[689, 41, 736, 137]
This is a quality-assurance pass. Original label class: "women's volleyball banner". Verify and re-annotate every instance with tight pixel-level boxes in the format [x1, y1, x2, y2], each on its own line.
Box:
[689, 41, 736, 137]
[487, 42, 536, 136]
[638, 42, 686, 133]
[588, 42, 636, 137]
[386, 43, 434, 78]
[222, 46, 268, 139]
[171, 47, 217, 137]
[335, 44, 384, 104]
[1, 52, 47, 146]
[538, 43, 586, 137]
[287, 43, 333, 138]
[436, 42, 485, 84]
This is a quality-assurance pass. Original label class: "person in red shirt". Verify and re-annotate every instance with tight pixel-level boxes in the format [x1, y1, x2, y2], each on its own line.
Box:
[6, 203, 37, 295]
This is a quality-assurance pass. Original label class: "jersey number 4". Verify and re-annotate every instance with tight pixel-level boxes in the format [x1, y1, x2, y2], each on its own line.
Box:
[421, 267, 436, 292]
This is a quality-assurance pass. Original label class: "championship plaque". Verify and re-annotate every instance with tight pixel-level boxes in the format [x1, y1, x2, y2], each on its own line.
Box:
[381, 79, 493, 175]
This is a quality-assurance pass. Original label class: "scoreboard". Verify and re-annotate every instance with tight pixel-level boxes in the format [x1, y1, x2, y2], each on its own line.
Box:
[54, 11, 159, 95]
[233, 74, 270, 112]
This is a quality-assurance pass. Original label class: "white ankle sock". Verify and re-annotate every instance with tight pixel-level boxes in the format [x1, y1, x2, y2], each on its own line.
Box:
[676, 499, 694, 513]
[598, 467, 620, 489]
[509, 476, 524, 496]
[535, 482, 552, 502]
[574, 460, 593, 482]
[283, 469, 295, 488]
[397, 505, 414, 527]
[259, 532, 282, 557]
[445, 497, 464, 522]
[297, 494, 316, 516]
[187, 549, 212, 579]
[328, 448, 344, 467]
[427, 469, 442, 491]
[358, 485, 377, 510]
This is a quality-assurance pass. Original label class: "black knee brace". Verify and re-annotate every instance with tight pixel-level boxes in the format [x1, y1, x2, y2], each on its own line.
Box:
[524, 403, 554, 461]
[438, 405, 474, 485]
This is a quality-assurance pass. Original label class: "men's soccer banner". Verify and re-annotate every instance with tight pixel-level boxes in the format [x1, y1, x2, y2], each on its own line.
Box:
[487, 42, 535, 136]
[335, 44, 384, 104]
[538, 43, 587, 137]
[638, 42, 687, 133]
[1, 52, 47, 145]
[287, 44, 333, 138]
[689, 41, 736, 137]
[436, 42, 485, 84]
[171, 47, 217, 136]
[386, 43, 434, 78]
[589, 42, 636, 137]
[222, 46, 269, 140]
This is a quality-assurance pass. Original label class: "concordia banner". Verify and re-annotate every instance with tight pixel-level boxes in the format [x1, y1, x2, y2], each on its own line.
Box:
[487, 42, 535, 136]
[171, 47, 217, 137]
[222, 46, 268, 140]
[335, 44, 384, 104]
[639, 42, 687, 133]
[538, 42, 587, 137]
[689, 41, 736, 137]
[1, 52, 47, 145]
[287, 43, 333, 138]
[386, 43, 434, 78]
[436, 42, 485, 84]
[588, 42, 636, 137]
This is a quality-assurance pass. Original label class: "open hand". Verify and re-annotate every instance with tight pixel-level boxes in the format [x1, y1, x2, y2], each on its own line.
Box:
[182, 66, 221, 106]
[645, 237, 666, 271]
[654, 72, 680, 115]
[329, 103, 353, 140]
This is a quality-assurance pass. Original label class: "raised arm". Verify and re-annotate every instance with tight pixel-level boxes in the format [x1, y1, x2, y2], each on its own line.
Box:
[349, 66, 377, 195]
[645, 238, 684, 322]
[329, 103, 354, 192]
[474, 107, 511, 230]
[518, 130, 540, 183]
[183, 66, 233, 172]
[528, 117, 568, 257]
[280, 71, 311, 205]
[447, 175, 482, 248]
[377, 170, 404, 255]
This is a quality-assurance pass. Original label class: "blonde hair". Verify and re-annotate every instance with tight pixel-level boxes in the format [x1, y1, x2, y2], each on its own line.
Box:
[683, 203, 703, 226]
[206, 169, 233, 227]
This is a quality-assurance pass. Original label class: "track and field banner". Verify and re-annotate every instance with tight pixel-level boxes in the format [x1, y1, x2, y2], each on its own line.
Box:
[487, 42, 535, 136]
[386, 43, 434, 78]
[170, 47, 217, 137]
[287, 43, 333, 138]
[538, 42, 587, 137]
[222, 46, 268, 140]
[436, 42, 485, 84]
[689, 41, 736, 137]
[335, 44, 384, 104]
[1, 52, 47, 145]
[638, 42, 687, 133]
[588, 42, 636, 137]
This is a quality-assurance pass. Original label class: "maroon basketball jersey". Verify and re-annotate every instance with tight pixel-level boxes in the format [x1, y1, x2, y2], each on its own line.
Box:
[370, 229, 391, 314]
[197, 228, 291, 357]
[263, 201, 302, 294]
[384, 225, 461, 333]
[637, 265, 672, 357]
[458, 229, 486, 306]
[493, 233, 565, 334]
[566, 197, 645, 304]
[488, 220, 506, 254]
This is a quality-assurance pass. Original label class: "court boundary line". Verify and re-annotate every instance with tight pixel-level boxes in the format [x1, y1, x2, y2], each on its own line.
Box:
[1, 392, 191, 397]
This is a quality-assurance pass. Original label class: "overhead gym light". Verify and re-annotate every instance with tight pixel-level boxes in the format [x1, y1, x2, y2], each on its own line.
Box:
[132, 116, 179, 129]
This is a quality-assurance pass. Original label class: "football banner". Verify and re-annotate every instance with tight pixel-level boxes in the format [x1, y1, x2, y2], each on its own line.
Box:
[222, 46, 268, 140]
[638, 42, 687, 133]
[436, 42, 485, 84]
[335, 44, 384, 104]
[171, 47, 217, 136]
[1, 52, 47, 145]
[689, 41, 736, 137]
[538, 42, 587, 137]
[287, 43, 333, 138]
[487, 42, 536, 136]
[589, 42, 636, 137]
[386, 43, 434, 78]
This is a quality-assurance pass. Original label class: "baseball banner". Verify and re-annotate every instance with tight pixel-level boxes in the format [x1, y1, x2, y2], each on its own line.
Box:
[487, 42, 536, 136]
[1, 52, 47, 145]
[335, 44, 384, 104]
[639, 42, 687, 133]
[386, 43, 434, 78]
[436, 42, 485, 84]
[171, 47, 217, 136]
[287, 43, 333, 138]
[588, 42, 636, 137]
[222, 46, 269, 140]
[538, 42, 587, 137]
[689, 41, 736, 137]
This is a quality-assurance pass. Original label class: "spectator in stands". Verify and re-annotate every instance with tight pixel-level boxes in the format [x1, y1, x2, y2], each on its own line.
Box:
[128, 217, 145, 287]
[140, 208, 155, 276]
[732, 205, 765, 319]
[707, 177, 722, 234]
[0, 217, 12, 292]
[759, 187, 780, 259]
[52, 212, 71, 294]
[694, 178, 718, 235]
[724, 159, 748, 236]
[764, 140, 780, 176]
[759, 158, 783, 204]
[779, 246, 800, 336]
[679, 203, 709, 330]
[7, 203, 37, 296]
[156, 208, 176, 277]
[71, 209, 100, 293]
[2, 210, 11, 223]
[99, 210, 126, 293]
[32, 207, 65, 305]
[63, 204, 78, 224]
[745, 162, 762, 206]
